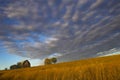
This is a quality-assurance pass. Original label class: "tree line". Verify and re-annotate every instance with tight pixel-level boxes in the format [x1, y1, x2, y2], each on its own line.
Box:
[44, 57, 57, 65]
[4, 57, 57, 70]
[10, 60, 31, 70]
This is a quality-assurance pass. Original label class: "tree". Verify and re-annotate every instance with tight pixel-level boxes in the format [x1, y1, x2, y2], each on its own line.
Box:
[51, 57, 57, 64]
[23, 60, 31, 68]
[44, 58, 52, 65]
[4, 68, 8, 70]
[10, 64, 17, 70]
[17, 60, 31, 68]
[17, 62, 22, 68]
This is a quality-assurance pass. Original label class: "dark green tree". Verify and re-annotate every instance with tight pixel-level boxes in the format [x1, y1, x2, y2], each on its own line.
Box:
[44, 58, 52, 65]
[10, 64, 17, 70]
[4, 68, 8, 70]
[51, 57, 57, 64]
[17, 62, 22, 68]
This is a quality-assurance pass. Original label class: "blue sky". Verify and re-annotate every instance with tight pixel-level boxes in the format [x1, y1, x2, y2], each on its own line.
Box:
[0, 47, 43, 70]
[0, 0, 120, 70]
[0, 52, 24, 70]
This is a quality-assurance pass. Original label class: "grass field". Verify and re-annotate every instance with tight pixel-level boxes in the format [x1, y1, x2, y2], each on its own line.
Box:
[0, 55, 120, 80]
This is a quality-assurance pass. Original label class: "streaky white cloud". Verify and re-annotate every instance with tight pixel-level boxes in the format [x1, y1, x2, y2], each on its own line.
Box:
[62, 5, 73, 20]
[4, 6, 28, 18]
[81, 11, 96, 21]
[109, 4, 120, 13]
[48, 53, 63, 58]
[61, 22, 69, 28]
[77, 0, 88, 7]
[53, 21, 61, 26]
[4, 0, 40, 20]
[45, 37, 59, 44]
[97, 48, 120, 57]
[90, 0, 104, 9]
[72, 10, 79, 22]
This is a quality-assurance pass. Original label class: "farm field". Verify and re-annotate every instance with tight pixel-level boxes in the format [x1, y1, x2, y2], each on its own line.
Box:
[0, 54, 120, 80]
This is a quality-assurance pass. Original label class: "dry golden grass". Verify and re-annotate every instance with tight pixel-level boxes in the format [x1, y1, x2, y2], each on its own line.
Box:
[0, 55, 120, 80]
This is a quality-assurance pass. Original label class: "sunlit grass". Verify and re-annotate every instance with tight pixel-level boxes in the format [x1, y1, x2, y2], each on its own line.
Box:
[0, 55, 120, 80]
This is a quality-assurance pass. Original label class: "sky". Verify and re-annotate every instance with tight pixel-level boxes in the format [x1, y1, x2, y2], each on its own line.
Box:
[0, 0, 120, 70]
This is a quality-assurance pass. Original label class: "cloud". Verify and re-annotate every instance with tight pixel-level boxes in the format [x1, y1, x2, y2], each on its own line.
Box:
[30, 59, 44, 66]
[90, 0, 104, 9]
[97, 48, 120, 57]
[81, 11, 96, 21]
[62, 5, 73, 20]
[48, 53, 63, 58]
[72, 10, 79, 22]
[44, 37, 58, 44]
[0, 0, 120, 62]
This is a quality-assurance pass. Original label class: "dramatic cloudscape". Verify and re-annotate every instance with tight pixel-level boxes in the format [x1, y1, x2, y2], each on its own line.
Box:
[0, 0, 120, 69]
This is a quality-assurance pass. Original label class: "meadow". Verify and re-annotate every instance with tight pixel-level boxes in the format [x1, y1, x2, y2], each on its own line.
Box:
[0, 55, 120, 80]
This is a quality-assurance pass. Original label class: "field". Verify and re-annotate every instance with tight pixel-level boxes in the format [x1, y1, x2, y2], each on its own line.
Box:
[0, 55, 120, 80]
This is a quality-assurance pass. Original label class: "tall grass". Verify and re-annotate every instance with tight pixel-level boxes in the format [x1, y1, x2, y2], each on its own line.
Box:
[0, 55, 120, 80]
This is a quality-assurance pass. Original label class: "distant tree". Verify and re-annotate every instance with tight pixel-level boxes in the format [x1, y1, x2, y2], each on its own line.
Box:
[10, 65, 17, 70]
[17, 62, 22, 68]
[51, 57, 57, 64]
[17, 60, 31, 68]
[4, 68, 8, 70]
[44, 58, 52, 65]
[23, 60, 31, 68]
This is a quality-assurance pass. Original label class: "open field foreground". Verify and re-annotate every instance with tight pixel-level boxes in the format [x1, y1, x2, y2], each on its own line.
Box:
[0, 55, 120, 80]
